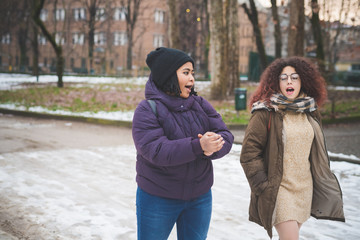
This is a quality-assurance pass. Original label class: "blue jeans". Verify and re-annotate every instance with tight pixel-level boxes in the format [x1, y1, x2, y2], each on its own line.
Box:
[136, 187, 212, 240]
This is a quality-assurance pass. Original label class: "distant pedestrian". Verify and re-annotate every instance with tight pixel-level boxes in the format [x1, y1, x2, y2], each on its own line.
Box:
[132, 47, 234, 240]
[240, 56, 345, 239]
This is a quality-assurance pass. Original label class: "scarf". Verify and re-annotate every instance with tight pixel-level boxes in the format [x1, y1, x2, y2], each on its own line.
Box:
[251, 93, 317, 113]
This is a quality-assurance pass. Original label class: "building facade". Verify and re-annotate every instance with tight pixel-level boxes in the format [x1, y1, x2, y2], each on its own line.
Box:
[0, 0, 267, 78]
[0, 0, 168, 76]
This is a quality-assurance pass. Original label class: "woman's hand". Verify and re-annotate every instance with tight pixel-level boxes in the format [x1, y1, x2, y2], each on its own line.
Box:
[198, 132, 225, 156]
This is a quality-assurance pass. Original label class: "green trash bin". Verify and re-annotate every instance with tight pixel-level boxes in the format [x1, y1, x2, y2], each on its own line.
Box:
[235, 88, 247, 110]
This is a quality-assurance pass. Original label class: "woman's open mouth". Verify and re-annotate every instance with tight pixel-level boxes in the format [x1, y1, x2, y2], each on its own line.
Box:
[185, 85, 193, 92]
[286, 87, 295, 95]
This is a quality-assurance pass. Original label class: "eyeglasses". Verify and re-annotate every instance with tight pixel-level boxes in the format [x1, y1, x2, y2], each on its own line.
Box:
[279, 73, 300, 82]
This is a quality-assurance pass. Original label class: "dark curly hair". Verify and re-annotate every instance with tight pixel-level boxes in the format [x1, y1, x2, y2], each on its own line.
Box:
[249, 56, 327, 108]
[156, 72, 198, 97]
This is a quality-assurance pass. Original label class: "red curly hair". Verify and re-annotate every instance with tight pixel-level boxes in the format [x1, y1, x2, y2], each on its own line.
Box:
[249, 56, 327, 109]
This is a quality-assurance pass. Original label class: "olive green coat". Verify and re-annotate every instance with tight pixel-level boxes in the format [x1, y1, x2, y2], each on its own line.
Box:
[240, 109, 345, 238]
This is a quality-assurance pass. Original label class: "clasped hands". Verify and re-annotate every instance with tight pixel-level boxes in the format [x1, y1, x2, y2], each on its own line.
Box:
[198, 132, 225, 156]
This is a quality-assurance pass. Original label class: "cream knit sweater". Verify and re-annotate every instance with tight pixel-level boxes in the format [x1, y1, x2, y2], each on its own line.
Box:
[273, 111, 314, 226]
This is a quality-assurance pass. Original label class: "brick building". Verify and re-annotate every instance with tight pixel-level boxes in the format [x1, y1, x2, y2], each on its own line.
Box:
[0, 0, 168, 76]
[0, 0, 267, 78]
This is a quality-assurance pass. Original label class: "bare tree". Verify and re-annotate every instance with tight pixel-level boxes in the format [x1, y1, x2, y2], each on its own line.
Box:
[170, 0, 210, 77]
[0, 0, 17, 37]
[167, 0, 180, 49]
[13, 0, 31, 72]
[310, 0, 325, 73]
[177, 1, 202, 57]
[242, 0, 267, 72]
[1, 0, 41, 75]
[287, 0, 304, 56]
[83, 0, 102, 74]
[319, 0, 355, 72]
[33, 0, 64, 87]
[330, 0, 350, 67]
[79, 0, 117, 74]
[120, 0, 142, 70]
[271, 0, 282, 58]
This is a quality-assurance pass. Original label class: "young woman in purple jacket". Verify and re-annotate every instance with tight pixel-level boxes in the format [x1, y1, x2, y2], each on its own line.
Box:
[132, 47, 234, 240]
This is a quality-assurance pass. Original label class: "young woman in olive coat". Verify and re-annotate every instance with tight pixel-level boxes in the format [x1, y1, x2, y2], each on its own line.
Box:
[240, 56, 345, 239]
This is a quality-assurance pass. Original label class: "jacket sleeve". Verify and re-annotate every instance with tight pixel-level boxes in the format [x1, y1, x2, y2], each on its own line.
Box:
[240, 110, 269, 196]
[198, 97, 234, 160]
[132, 100, 204, 167]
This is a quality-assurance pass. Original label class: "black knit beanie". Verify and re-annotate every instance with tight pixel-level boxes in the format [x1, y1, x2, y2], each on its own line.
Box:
[146, 47, 194, 89]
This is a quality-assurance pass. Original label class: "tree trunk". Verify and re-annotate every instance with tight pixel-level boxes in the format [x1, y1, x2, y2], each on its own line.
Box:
[310, 0, 324, 60]
[310, 0, 325, 74]
[222, 0, 229, 95]
[242, 0, 267, 72]
[227, 0, 239, 92]
[127, 31, 133, 70]
[32, 0, 63, 87]
[271, 0, 282, 58]
[32, 22, 39, 81]
[287, 0, 304, 57]
[209, 0, 226, 99]
[18, 27, 28, 72]
[56, 55, 64, 87]
[167, 0, 181, 49]
[87, 0, 97, 74]
[203, 0, 210, 80]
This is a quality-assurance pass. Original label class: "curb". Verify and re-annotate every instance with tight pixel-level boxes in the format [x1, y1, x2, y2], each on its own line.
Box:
[1, 108, 359, 165]
[0, 108, 132, 128]
[328, 155, 360, 165]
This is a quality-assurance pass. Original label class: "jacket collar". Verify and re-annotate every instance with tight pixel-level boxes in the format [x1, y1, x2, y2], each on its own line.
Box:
[144, 75, 195, 112]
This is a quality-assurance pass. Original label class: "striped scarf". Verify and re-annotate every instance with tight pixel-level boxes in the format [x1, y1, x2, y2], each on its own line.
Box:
[251, 93, 317, 113]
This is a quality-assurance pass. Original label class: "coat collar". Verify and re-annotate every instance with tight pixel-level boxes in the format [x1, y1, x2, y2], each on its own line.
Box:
[144, 75, 195, 112]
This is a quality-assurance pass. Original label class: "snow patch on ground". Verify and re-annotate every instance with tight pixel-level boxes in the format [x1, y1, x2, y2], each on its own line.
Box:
[1, 144, 359, 239]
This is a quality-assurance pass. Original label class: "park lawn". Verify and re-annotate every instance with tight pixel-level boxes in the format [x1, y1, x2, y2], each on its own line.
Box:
[0, 82, 359, 125]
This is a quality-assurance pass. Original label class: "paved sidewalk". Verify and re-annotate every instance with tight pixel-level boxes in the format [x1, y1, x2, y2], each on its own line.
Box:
[1, 108, 359, 161]
[1, 114, 359, 239]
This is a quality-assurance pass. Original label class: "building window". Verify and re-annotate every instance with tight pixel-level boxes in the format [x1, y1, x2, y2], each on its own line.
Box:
[94, 32, 106, 45]
[51, 58, 56, 67]
[81, 58, 86, 68]
[72, 33, 84, 45]
[110, 60, 114, 69]
[114, 32, 127, 46]
[96, 8, 106, 21]
[70, 58, 75, 68]
[55, 32, 66, 45]
[40, 9, 48, 21]
[38, 34, 47, 45]
[54, 9, 66, 21]
[153, 34, 164, 48]
[1, 33, 11, 44]
[44, 57, 47, 67]
[154, 9, 165, 23]
[352, 64, 360, 71]
[73, 8, 86, 21]
[114, 7, 126, 21]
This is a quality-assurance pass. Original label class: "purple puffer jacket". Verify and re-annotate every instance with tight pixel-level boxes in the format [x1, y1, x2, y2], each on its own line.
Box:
[132, 76, 234, 200]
